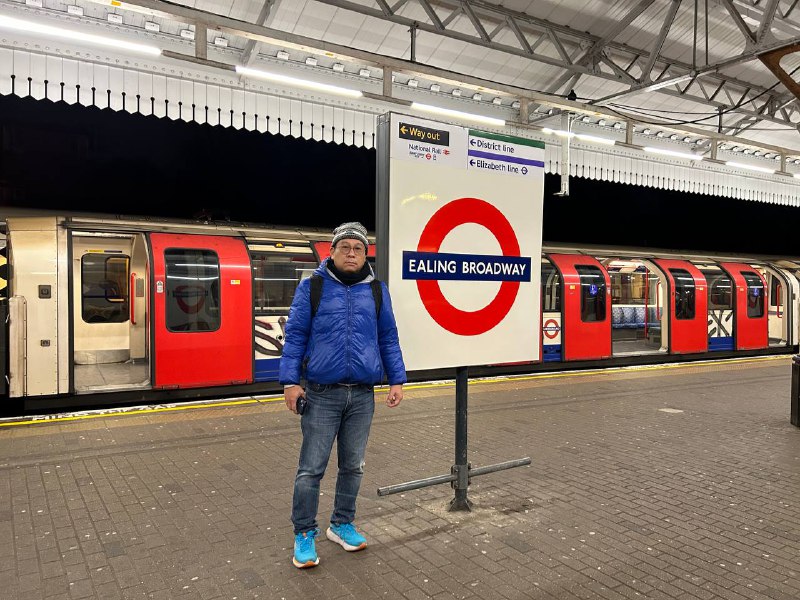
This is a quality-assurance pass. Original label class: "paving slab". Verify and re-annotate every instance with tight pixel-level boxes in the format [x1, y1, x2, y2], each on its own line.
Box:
[0, 356, 798, 599]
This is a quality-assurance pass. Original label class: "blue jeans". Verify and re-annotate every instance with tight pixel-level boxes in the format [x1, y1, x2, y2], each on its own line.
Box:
[292, 383, 375, 535]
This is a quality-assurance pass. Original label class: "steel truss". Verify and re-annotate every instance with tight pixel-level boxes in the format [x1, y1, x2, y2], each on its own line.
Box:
[314, 0, 800, 133]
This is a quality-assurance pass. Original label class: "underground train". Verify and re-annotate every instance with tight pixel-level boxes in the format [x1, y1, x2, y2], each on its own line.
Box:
[0, 214, 796, 411]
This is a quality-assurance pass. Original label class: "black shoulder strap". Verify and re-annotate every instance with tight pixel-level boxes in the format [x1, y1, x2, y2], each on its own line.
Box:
[370, 279, 383, 318]
[310, 274, 323, 318]
[310, 274, 382, 319]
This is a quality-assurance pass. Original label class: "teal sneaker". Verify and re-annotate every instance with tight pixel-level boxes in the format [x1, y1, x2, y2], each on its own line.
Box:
[326, 522, 367, 552]
[292, 529, 320, 568]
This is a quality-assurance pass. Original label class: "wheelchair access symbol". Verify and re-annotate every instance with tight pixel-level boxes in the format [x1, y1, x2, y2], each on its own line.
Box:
[410, 197, 529, 336]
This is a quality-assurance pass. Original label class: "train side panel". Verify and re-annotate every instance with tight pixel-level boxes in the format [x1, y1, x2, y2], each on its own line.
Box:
[7, 217, 67, 397]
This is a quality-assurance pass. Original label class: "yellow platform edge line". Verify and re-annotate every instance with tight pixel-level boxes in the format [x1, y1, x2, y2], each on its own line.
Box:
[0, 354, 789, 428]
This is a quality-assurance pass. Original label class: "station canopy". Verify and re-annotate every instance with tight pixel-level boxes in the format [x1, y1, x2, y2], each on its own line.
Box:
[3, 0, 800, 204]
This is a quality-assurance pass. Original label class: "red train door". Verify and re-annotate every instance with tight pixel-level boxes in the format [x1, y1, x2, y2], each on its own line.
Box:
[652, 259, 708, 354]
[150, 233, 253, 389]
[547, 254, 611, 361]
[719, 262, 768, 350]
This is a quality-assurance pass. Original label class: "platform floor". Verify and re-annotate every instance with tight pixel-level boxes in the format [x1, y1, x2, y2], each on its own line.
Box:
[1, 356, 799, 600]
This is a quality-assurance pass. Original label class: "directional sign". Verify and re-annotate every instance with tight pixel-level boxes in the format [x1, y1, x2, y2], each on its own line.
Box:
[377, 113, 545, 371]
[467, 131, 545, 178]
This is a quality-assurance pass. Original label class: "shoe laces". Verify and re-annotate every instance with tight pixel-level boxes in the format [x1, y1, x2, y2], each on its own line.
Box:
[296, 529, 317, 552]
[336, 523, 357, 537]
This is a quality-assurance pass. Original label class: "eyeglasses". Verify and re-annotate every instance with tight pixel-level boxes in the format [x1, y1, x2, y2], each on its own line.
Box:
[336, 243, 366, 256]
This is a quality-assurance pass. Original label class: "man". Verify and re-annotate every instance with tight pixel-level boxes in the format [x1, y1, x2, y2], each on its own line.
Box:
[279, 222, 406, 569]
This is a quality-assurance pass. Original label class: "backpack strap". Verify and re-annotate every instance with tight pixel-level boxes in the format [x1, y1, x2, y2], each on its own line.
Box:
[310, 273, 382, 319]
[370, 279, 383, 318]
[310, 274, 323, 318]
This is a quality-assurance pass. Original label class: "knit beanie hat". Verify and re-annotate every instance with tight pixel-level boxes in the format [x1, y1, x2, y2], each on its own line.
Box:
[332, 222, 369, 249]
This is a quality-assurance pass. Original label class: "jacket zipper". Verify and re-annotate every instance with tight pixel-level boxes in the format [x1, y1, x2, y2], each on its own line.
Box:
[346, 285, 352, 382]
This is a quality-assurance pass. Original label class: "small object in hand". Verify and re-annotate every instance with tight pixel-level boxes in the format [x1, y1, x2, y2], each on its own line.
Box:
[296, 396, 307, 415]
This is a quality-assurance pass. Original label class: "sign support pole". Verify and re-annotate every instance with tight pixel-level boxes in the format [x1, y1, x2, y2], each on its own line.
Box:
[450, 366, 472, 511]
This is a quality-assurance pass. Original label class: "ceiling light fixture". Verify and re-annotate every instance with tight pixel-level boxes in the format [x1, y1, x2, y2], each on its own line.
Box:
[0, 14, 161, 55]
[411, 102, 505, 126]
[726, 161, 775, 174]
[575, 133, 616, 146]
[646, 73, 694, 92]
[644, 147, 702, 161]
[235, 66, 362, 98]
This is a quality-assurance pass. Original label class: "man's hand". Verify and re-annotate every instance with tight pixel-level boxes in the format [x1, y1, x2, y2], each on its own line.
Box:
[386, 384, 403, 408]
[284, 385, 305, 414]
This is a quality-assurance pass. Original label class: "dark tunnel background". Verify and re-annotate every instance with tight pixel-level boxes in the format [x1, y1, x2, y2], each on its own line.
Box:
[0, 93, 797, 256]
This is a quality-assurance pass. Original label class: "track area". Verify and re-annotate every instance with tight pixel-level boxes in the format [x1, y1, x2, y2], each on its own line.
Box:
[0, 356, 798, 599]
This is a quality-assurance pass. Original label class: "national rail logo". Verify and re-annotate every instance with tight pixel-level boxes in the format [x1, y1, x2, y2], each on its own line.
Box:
[402, 197, 532, 336]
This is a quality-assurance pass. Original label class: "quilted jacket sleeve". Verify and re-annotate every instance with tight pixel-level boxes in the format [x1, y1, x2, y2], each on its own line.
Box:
[278, 277, 313, 386]
[377, 282, 407, 385]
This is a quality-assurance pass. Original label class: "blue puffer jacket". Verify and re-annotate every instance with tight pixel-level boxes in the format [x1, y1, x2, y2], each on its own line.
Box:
[279, 260, 407, 386]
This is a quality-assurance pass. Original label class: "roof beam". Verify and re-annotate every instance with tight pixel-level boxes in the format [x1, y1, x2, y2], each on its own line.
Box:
[642, 0, 682, 82]
[240, 0, 280, 67]
[756, 0, 781, 42]
[719, 0, 757, 44]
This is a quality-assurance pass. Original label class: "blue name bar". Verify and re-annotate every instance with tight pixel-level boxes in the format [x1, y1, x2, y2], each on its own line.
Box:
[403, 251, 532, 282]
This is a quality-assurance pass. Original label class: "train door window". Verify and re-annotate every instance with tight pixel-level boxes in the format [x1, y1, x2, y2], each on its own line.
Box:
[81, 253, 129, 323]
[541, 260, 561, 311]
[742, 272, 765, 318]
[670, 268, 696, 320]
[576, 265, 606, 322]
[165, 249, 221, 332]
[251, 251, 317, 314]
[704, 270, 733, 310]
[770, 274, 781, 307]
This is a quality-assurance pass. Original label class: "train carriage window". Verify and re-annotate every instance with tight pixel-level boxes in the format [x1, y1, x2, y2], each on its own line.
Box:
[540, 261, 561, 312]
[81, 254, 129, 323]
[742, 271, 765, 318]
[251, 251, 317, 315]
[669, 268, 696, 320]
[165, 249, 220, 332]
[576, 265, 606, 322]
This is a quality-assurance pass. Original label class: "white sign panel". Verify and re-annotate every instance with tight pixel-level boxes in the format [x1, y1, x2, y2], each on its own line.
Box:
[382, 113, 545, 371]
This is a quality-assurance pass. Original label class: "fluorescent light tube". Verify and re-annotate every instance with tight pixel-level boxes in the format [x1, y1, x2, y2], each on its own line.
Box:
[644, 147, 702, 161]
[235, 66, 362, 98]
[575, 133, 615, 146]
[411, 102, 505, 126]
[541, 128, 575, 139]
[726, 161, 775, 174]
[0, 14, 161, 55]
[647, 74, 694, 91]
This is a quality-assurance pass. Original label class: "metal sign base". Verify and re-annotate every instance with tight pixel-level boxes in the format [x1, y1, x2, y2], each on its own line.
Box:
[377, 366, 530, 510]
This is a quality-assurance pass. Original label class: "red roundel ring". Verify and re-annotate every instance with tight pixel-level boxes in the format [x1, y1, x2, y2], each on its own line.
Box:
[543, 318, 560, 339]
[417, 197, 521, 336]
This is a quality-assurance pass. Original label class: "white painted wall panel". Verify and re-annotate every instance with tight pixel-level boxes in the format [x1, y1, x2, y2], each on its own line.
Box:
[29, 53, 46, 100]
[231, 88, 245, 129]
[193, 83, 207, 124]
[152, 75, 167, 118]
[166, 78, 181, 120]
[109, 67, 124, 111]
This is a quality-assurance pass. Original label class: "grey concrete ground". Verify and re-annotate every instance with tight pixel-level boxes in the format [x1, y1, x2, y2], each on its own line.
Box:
[0, 356, 798, 600]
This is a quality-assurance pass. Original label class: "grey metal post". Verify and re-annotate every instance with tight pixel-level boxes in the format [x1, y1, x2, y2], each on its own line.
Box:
[449, 366, 473, 511]
[792, 355, 800, 427]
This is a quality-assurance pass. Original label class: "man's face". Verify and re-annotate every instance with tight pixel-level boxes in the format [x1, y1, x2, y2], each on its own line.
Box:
[331, 239, 367, 273]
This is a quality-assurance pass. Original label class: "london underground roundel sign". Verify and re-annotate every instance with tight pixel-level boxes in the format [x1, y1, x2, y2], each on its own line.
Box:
[382, 112, 544, 371]
[412, 198, 524, 336]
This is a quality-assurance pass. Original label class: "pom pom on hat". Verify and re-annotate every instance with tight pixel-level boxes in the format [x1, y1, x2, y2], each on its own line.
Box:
[332, 222, 369, 249]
